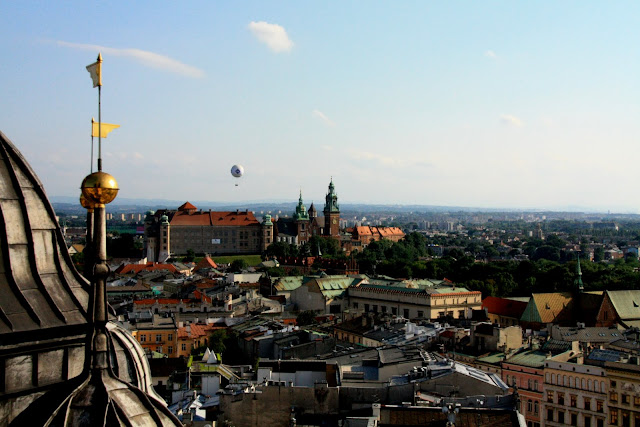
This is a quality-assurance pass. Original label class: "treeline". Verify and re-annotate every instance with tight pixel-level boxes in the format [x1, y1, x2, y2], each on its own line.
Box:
[354, 232, 640, 297]
[264, 232, 640, 298]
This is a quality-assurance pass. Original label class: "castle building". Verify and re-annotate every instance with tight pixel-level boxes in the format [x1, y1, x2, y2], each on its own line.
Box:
[144, 202, 274, 261]
[274, 179, 341, 246]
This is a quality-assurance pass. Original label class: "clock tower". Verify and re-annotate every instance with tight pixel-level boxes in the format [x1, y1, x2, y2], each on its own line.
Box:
[323, 178, 340, 237]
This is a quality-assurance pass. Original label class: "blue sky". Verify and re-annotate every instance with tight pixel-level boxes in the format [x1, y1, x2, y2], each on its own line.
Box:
[1, 2, 638, 211]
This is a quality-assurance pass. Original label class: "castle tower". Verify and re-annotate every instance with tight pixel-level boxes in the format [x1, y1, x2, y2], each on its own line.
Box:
[158, 214, 170, 262]
[261, 214, 274, 251]
[323, 178, 340, 237]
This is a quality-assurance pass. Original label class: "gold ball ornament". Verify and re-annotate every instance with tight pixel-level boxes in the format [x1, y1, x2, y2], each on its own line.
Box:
[81, 171, 119, 206]
[79, 193, 95, 210]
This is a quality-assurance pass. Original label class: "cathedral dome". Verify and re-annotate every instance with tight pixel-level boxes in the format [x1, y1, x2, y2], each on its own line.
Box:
[0, 131, 179, 425]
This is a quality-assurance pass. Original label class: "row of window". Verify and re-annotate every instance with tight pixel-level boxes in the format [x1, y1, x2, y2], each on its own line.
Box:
[353, 302, 465, 319]
[139, 333, 173, 343]
[546, 373, 605, 393]
[505, 375, 539, 391]
[546, 408, 604, 427]
[546, 391, 604, 412]
[610, 392, 640, 406]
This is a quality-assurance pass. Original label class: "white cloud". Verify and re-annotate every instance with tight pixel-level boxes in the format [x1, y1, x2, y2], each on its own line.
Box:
[312, 109, 335, 127]
[500, 114, 524, 127]
[248, 21, 293, 53]
[485, 50, 497, 59]
[56, 41, 205, 78]
[321, 145, 333, 151]
[348, 150, 432, 169]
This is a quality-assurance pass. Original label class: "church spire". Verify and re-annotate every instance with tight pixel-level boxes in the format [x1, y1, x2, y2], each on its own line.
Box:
[575, 254, 584, 293]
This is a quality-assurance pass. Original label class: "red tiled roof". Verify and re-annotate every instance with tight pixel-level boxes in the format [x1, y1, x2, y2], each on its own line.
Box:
[178, 201, 197, 211]
[116, 262, 178, 275]
[170, 210, 259, 226]
[177, 323, 224, 340]
[194, 256, 218, 270]
[482, 296, 528, 319]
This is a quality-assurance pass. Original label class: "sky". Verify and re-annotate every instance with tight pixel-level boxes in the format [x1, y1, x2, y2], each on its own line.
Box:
[1, 2, 639, 212]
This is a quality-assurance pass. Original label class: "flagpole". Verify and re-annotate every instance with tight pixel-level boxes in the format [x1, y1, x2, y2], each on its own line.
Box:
[91, 134, 94, 173]
[98, 85, 102, 172]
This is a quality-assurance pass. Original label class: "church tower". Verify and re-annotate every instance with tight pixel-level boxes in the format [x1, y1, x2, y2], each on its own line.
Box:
[293, 191, 310, 244]
[323, 178, 340, 237]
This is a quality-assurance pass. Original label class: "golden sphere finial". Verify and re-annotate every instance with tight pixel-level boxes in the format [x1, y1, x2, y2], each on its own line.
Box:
[79, 193, 95, 210]
[81, 171, 119, 206]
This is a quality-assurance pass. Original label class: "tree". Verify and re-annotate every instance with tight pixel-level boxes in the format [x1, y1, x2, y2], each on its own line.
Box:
[593, 247, 605, 262]
[230, 259, 248, 272]
[208, 329, 227, 353]
[185, 249, 196, 262]
[296, 310, 316, 326]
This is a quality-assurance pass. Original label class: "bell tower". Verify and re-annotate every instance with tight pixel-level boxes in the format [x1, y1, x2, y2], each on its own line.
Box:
[323, 178, 340, 237]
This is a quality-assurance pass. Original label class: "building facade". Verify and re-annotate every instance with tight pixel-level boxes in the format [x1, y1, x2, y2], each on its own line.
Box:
[144, 202, 273, 261]
[348, 281, 482, 320]
[543, 352, 607, 427]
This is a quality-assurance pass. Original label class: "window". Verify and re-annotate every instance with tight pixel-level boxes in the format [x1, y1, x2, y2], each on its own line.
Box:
[584, 416, 591, 427]
[596, 400, 603, 413]
[570, 395, 577, 408]
[610, 409, 618, 425]
[611, 380, 617, 388]
[140, 334, 146, 342]
[417, 310, 424, 318]
[156, 334, 162, 342]
[181, 343, 186, 351]
[372, 305, 378, 313]
[558, 411, 565, 424]
[596, 418, 604, 427]
[167, 334, 173, 341]
[547, 408, 554, 421]
[547, 390, 554, 403]
[527, 400, 533, 413]
[528, 379, 532, 390]
[391, 307, 397, 315]
[167, 346, 173, 354]
[622, 394, 630, 404]
[534, 380, 538, 391]
[571, 413, 577, 426]
[610, 392, 618, 403]
[404, 309, 410, 318]
[534, 400, 538, 414]
[156, 346, 162, 353]
[622, 412, 630, 427]
[584, 397, 591, 411]
[558, 393, 565, 405]
[364, 304, 370, 312]
[381, 305, 387, 313]
[353, 302, 359, 309]
[634, 396, 640, 406]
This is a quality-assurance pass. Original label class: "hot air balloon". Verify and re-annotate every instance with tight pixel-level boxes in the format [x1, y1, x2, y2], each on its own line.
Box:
[231, 164, 244, 186]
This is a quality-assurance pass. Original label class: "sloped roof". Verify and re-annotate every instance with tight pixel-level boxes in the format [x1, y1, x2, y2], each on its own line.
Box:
[116, 262, 178, 275]
[482, 296, 528, 319]
[606, 290, 640, 321]
[0, 131, 90, 335]
[178, 201, 197, 211]
[169, 210, 259, 226]
[520, 292, 574, 324]
[194, 256, 218, 270]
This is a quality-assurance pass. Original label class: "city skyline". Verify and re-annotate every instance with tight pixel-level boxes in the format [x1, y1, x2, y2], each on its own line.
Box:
[1, 2, 639, 212]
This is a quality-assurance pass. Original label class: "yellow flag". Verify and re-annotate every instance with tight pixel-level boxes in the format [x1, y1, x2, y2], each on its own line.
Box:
[91, 118, 120, 138]
[86, 53, 102, 87]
